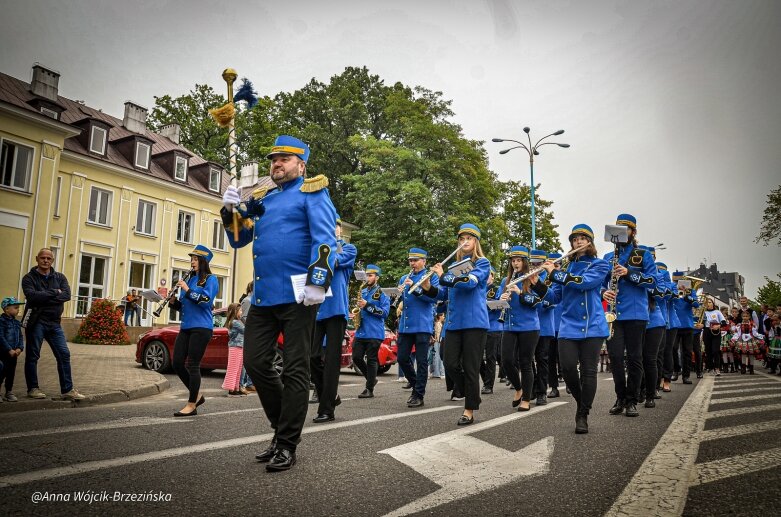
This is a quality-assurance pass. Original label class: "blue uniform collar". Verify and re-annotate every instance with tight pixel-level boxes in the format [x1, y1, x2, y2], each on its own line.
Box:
[278, 175, 304, 191]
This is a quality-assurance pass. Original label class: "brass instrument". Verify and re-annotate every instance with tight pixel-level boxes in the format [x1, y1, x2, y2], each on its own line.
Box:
[153, 269, 194, 318]
[408, 242, 467, 293]
[604, 225, 630, 339]
[391, 267, 414, 312]
[505, 243, 589, 290]
[350, 281, 367, 330]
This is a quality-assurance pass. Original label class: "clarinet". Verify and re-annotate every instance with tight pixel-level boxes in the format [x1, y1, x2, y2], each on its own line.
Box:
[153, 269, 194, 318]
[498, 271, 519, 323]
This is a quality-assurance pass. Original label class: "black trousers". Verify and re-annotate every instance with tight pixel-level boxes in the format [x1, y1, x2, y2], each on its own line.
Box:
[442, 335, 456, 392]
[495, 333, 505, 379]
[352, 338, 381, 390]
[534, 336, 551, 397]
[677, 328, 697, 378]
[642, 327, 665, 399]
[606, 320, 646, 404]
[0, 349, 17, 392]
[311, 316, 347, 416]
[559, 337, 601, 414]
[173, 327, 213, 403]
[501, 330, 539, 401]
[443, 328, 486, 410]
[244, 303, 318, 452]
[663, 328, 678, 381]
[703, 329, 721, 370]
[480, 332, 501, 389]
[548, 336, 560, 389]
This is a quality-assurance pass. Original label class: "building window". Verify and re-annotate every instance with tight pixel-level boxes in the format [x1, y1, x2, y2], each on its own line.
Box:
[212, 220, 226, 251]
[40, 106, 59, 120]
[176, 210, 194, 243]
[174, 156, 188, 181]
[135, 142, 150, 169]
[53, 176, 62, 216]
[88, 186, 112, 226]
[136, 199, 156, 236]
[76, 254, 107, 316]
[213, 276, 226, 309]
[50, 245, 60, 271]
[168, 268, 189, 322]
[209, 168, 221, 192]
[89, 126, 107, 155]
[1, 139, 33, 191]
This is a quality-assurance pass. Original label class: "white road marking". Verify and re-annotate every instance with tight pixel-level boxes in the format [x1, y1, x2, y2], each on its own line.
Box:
[0, 405, 459, 488]
[603, 375, 714, 517]
[710, 385, 781, 395]
[0, 417, 191, 441]
[691, 446, 781, 486]
[708, 393, 779, 405]
[706, 403, 781, 419]
[379, 402, 567, 517]
[700, 419, 781, 441]
[712, 381, 781, 390]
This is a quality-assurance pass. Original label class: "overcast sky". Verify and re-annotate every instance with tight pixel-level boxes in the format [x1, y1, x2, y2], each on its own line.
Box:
[2, 0, 779, 298]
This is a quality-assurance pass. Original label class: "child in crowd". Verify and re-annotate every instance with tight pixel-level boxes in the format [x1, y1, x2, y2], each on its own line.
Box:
[221, 303, 247, 396]
[0, 296, 26, 402]
[766, 314, 781, 375]
[731, 310, 764, 374]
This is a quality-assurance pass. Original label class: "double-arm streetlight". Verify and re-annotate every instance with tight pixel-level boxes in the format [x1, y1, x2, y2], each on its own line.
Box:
[493, 127, 569, 248]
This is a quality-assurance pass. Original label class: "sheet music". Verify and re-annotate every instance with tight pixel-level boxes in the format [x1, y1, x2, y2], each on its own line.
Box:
[140, 289, 164, 302]
[487, 300, 510, 310]
[290, 274, 333, 300]
[381, 287, 401, 299]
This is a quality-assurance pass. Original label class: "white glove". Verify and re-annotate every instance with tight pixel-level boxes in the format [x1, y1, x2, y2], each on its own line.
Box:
[298, 285, 326, 306]
[222, 185, 241, 209]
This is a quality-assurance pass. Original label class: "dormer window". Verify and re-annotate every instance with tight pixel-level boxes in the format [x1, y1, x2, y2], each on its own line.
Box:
[135, 142, 150, 170]
[174, 155, 188, 181]
[89, 125, 107, 155]
[40, 106, 59, 120]
[209, 168, 221, 192]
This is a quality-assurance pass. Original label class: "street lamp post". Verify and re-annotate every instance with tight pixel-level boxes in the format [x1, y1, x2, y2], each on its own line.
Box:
[493, 128, 569, 248]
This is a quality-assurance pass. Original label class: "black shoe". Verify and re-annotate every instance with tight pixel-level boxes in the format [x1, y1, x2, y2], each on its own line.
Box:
[457, 414, 474, 426]
[696, 373, 703, 379]
[173, 408, 197, 417]
[671, 373, 679, 382]
[451, 392, 465, 401]
[498, 377, 507, 383]
[312, 413, 334, 423]
[609, 400, 625, 415]
[512, 395, 522, 408]
[481, 386, 493, 394]
[683, 377, 692, 385]
[407, 396, 424, 408]
[536, 395, 548, 406]
[517, 402, 531, 412]
[406, 394, 415, 404]
[358, 389, 374, 399]
[575, 412, 589, 434]
[255, 441, 277, 462]
[505, 380, 511, 386]
[402, 382, 413, 390]
[548, 387, 560, 398]
[309, 392, 319, 404]
[333, 395, 341, 407]
[654, 390, 662, 399]
[565, 386, 571, 394]
[625, 403, 639, 417]
[638, 394, 646, 404]
[644, 399, 655, 408]
[196, 396, 206, 407]
[266, 448, 296, 472]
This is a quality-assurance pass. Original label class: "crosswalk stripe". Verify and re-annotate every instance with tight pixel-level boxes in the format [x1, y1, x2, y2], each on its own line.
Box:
[0, 417, 191, 441]
[690, 446, 781, 485]
[715, 376, 777, 384]
[710, 386, 781, 396]
[700, 419, 781, 441]
[708, 393, 779, 405]
[706, 402, 781, 419]
[712, 381, 781, 390]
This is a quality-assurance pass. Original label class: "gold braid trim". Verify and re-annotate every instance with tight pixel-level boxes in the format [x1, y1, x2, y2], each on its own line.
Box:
[223, 214, 254, 233]
[300, 174, 329, 193]
[252, 186, 272, 200]
[208, 102, 235, 128]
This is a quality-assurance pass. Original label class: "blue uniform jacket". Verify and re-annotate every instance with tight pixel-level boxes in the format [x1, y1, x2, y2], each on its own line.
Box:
[487, 283, 504, 333]
[0, 313, 24, 352]
[647, 266, 668, 329]
[673, 293, 700, 329]
[659, 269, 680, 329]
[537, 272, 556, 337]
[544, 255, 611, 340]
[317, 241, 357, 321]
[603, 245, 657, 322]
[398, 269, 440, 334]
[225, 175, 337, 307]
[430, 256, 490, 331]
[355, 284, 390, 340]
[497, 275, 541, 333]
[179, 274, 218, 330]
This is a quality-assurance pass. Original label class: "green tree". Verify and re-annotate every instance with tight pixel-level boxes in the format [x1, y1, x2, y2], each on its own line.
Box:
[500, 180, 562, 254]
[756, 185, 781, 246]
[755, 273, 781, 307]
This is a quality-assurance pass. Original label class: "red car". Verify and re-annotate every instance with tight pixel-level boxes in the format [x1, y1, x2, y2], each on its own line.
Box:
[340, 317, 398, 374]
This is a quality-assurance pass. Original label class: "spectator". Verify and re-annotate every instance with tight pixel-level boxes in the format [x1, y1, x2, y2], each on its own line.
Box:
[0, 296, 25, 402]
[21, 248, 85, 401]
[123, 290, 136, 326]
[132, 289, 142, 325]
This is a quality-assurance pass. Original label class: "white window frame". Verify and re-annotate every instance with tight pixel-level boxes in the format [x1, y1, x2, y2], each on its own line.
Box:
[40, 106, 59, 120]
[174, 156, 188, 181]
[208, 168, 221, 192]
[53, 176, 62, 217]
[176, 210, 194, 244]
[0, 138, 34, 191]
[168, 268, 189, 322]
[88, 186, 113, 226]
[89, 125, 107, 155]
[212, 219, 226, 251]
[213, 276, 226, 309]
[136, 199, 156, 236]
[135, 142, 151, 169]
[76, 254, 108, 316]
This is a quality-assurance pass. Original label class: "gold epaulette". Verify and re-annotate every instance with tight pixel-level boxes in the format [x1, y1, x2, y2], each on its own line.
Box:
[300, 174, 329, 193]
[252, 186, 272, 200]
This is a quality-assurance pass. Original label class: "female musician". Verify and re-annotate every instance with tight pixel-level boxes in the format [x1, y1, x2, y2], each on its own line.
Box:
[420, 224, 490, 426]
[700, 298, 726, 375]
[498, 245, 542, 412]
[539, 224, 611, 434]
[169, 245, 218, 416]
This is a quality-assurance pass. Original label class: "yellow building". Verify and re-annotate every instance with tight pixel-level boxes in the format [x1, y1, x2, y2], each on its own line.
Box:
[0, 63, 262, 326]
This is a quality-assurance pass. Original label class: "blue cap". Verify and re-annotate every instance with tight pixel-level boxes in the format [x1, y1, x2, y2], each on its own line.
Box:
[458, 223, 481, 240]
[408, 248, 428, 259]
[616, 213, 637, 229]
[508, 245, 529, 258]
[1, 296, 25, 309]
[657, 262, 668, 271]
[188, 244, 214, 263]
[548, 252, 562, 260]
[569, 224, 595, 242]
[672, 270, 684, 280]
[530, 249, 547, 262]
[365, 264, 381, 276]
[266, 135, 311, 163]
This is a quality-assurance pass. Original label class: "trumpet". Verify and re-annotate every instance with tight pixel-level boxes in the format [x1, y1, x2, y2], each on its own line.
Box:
[408, 242, 467, 293]
[153, 269, 194, 318]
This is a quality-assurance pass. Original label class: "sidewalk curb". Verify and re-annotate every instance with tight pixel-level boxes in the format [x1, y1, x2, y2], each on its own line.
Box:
[0, 378, 170, 414]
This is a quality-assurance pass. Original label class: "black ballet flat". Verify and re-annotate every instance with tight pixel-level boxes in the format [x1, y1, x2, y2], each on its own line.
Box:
[457, 414, 474, 426]
[174, 408, 197, 417]
[518, 404, 531, 412]
[196, 396, 206, 407]
[512, 397, 522, 408]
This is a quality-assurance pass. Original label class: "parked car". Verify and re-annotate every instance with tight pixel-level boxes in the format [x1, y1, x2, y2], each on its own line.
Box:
[135, 307, 283, 374]
[340, 317, 398, 374]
